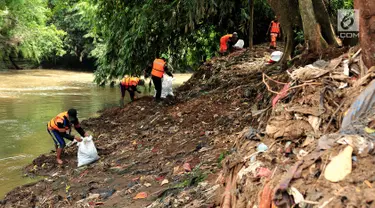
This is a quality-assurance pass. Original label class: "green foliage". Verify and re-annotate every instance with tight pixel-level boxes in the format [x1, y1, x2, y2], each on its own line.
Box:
[174, 165, 207, 188]
[0, 0, 66, 63]
[294, 29, 304, 44]
[91, 0, 275, 84]
[48, 0, 97, 61]
[1, 0, 275, 77]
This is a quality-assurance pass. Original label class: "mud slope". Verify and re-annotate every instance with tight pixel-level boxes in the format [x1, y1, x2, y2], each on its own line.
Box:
[1, 45, 278, 208]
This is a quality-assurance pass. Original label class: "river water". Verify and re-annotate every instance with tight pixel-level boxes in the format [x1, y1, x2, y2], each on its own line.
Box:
[0, 69, 190, 198]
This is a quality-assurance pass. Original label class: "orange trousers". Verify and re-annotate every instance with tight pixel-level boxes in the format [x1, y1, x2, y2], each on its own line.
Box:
[270, 33, 278, 48]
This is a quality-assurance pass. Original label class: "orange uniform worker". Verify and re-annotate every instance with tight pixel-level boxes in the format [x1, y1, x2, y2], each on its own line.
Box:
[47, 109, 88, 164]
[120, 76, 145, 103]
[151, 56, 173, 102]
[267, 17, 281, 49]
[220, 32, 238, 55]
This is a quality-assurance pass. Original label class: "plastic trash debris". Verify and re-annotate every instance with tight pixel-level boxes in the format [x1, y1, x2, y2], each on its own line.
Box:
[255, 167, 272, 178]
[133, 192, 148, 199]
[144, 183, 151, 187]
[100, 189, 116, 200]
[312, 59, 329, 68]
[352, 156, 357, 162]
[244, 127, 259, 140]
[161, 179, 169, 186]
[341, 80, 375, 136]
[257, 143, 268, 152]
[155, 176, 164, 181]
[336, 135, 374, 156]
[284, 141, 293, 154]
[290, 64, 329, 81]
[77, 136, 100, 167]
[270, 51, 283, 62]
[307, 115, 321, 134]
[234, 39, 244, 49]
[271, 82, 291, 108]
[324, 146, 353, 182]
[273, 161, 303, 206]
[237, 161, 263, 180]
[154, 76, 174, 98]
[183, 163, 192, 172]
[288, 187, 304, 204]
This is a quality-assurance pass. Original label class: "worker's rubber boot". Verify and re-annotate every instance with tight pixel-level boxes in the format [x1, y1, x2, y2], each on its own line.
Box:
[56, 148, 63, 165]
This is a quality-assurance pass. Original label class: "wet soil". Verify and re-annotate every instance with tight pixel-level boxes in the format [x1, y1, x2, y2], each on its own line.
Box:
[2, 44, 371, 208]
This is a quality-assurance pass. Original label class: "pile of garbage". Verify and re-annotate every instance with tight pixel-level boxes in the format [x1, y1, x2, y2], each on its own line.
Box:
[217, 48, 375, 207]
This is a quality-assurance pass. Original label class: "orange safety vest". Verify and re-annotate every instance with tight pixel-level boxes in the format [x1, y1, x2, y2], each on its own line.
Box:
[151, 59, 166, 78]
[220, 34, 233, 53]
[121, 77, 140, 88]
[271, 21, 280, 33]
[48, 112, 70, 132]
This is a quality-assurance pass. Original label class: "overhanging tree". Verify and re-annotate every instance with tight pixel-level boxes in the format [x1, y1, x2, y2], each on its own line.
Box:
[355, 0, 375, 68]
[267, 0, 341, 64]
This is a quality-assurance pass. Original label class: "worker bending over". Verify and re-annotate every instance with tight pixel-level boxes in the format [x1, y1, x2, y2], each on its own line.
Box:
[267, 16, 281, 49]
[151, 56, 173, 102]
[120, 76, 145, 104]
[220, 32, 238, 55]
[47, 109, 88, 164]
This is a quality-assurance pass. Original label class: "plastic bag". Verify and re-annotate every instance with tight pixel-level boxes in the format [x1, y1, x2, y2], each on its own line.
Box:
[77, 136, 100, 167]
[340, 79, 375, 136]
[234, 39, 244, 49]
[270, 51, 283, 62]
[154, 76, 174, 98]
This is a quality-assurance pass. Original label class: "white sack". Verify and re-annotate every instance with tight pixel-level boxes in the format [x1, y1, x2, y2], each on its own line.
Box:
[77, 136, 99, 167]
[154, 76, 174, 98]
[234, 39, 244, 49]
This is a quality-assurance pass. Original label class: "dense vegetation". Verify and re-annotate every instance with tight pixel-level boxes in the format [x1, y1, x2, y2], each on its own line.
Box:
[2, 0, 370, 85]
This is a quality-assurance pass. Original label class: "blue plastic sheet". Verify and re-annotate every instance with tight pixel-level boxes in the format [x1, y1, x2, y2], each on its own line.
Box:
[340, 80, 375, 137]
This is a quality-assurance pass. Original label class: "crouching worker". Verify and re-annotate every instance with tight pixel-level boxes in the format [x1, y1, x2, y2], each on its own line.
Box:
[120, 76, 145, 105]
[47, 109, 88, 164]
[219, 32, 239, 55]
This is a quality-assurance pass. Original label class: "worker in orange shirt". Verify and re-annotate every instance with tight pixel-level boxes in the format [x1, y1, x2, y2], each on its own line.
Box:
[120, 76, 145, 105]
[220, 32, 238, 55]
[150, 55, 173, 102]
[267, 16, 281, 49]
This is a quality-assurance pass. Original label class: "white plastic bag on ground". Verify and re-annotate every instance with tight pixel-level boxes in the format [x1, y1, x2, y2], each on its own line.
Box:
[234, 39, 244, 49]
[154, 76, 174, 98]
[270, 51, 283, 62]
[77, 136, 100, 167]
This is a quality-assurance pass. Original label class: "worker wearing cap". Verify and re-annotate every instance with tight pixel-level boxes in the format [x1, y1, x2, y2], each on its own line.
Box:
[220, 32, 239, 55]
[267, 16, 281, 49]
[47, 109, 88, 164]
[120, 76, 145, 104]
[151, 56, 173, 102]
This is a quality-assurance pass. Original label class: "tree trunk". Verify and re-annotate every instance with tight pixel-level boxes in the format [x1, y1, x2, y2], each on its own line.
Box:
[8, 55, 22, 70]
[298, 0, 328, 53]
[313, 0, 341, 47]
[249, 0, 254, 49]
[267, 0, 301, 64]
[355, 0, 375, 68]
